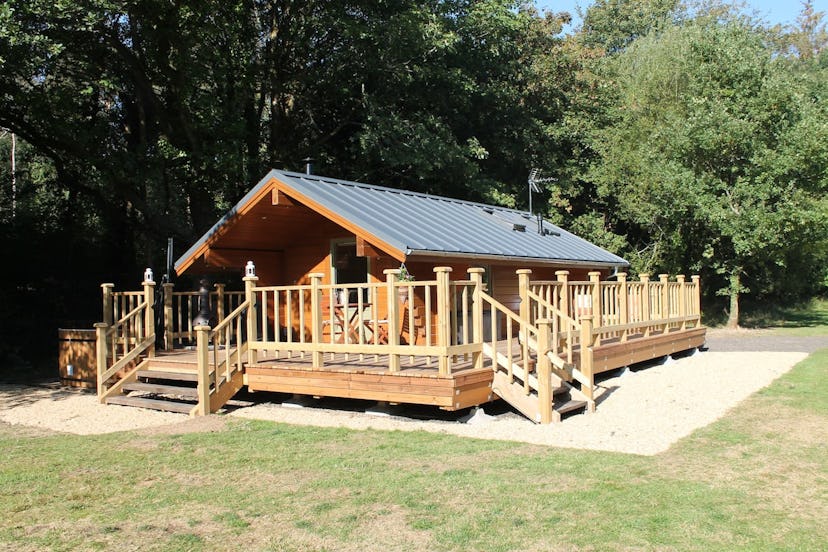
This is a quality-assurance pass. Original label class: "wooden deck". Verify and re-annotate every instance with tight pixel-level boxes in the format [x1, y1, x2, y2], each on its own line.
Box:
[98, 268, 706, 422]
[137, 325, 705, 412]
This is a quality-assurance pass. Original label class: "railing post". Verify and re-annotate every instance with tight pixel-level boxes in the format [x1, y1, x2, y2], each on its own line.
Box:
[618, 272, 628, 342]
[691, 275, 701, 326]
[588, 271, 602, 346]
[517, 269, 532, 324]
[434, 266, 453, 377]
[95, 322, 109, 401]
[101, 283, 114, 326]
[640, 273, 651, 337]
[468, 268, 485, 370]
[163, 282, 174, 350]
[384, 269, 401, 372]
[659, 274, 670, 333]
[309, 272, 324, 368]
[555, 269, 570, 316]
[579, 315, 596, 413]
[536, 319, 555, 424]
[195, 324, 211, 416]
[142, 274, 156, 358]
[244, 267, 259, 366]
[677, 274, 687, 330]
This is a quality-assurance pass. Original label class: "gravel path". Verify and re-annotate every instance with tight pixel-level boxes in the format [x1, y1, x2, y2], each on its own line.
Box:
[0, 330, 820, 455]
[704, 328, 828, 353]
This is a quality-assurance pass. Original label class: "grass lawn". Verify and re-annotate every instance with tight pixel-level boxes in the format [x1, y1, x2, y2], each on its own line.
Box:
[1, 353, 826, 551]
[737, 298, 828, 335]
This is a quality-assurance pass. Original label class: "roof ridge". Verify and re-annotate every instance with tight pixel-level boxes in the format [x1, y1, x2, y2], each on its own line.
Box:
[273, 169, 534, 217]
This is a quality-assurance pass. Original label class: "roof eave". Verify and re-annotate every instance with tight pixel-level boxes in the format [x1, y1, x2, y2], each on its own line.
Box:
[404, 249, 630, 269]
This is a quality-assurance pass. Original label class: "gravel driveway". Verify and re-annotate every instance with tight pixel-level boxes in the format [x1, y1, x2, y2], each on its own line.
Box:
[704, 328, 828, 353]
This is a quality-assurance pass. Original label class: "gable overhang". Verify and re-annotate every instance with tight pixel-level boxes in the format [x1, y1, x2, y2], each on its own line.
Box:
[174, 171, 407, 275]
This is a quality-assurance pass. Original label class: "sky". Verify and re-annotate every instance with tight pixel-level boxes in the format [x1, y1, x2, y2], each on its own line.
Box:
[535, 0, 828, 32]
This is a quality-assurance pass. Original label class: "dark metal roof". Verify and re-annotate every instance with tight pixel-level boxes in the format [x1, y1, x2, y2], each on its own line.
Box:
[176, 169, 629, 272]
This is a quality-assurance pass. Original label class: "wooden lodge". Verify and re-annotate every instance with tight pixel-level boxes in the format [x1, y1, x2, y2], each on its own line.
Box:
[95, 170, 706, 423]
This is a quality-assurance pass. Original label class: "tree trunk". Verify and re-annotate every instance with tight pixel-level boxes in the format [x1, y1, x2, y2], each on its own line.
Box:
[726, 270, 741, 329]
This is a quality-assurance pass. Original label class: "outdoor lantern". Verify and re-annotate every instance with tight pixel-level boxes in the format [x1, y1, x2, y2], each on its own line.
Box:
[245, 261, 256, 277]
[144, 268, 154, 283]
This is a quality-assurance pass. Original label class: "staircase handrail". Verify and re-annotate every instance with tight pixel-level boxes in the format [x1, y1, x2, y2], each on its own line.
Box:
[97, 299, 155, 398]
[525, 289, 581, 331]
[193, 298, 251, 415]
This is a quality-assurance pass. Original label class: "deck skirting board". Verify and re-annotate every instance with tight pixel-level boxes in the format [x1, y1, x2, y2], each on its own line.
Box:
[590, 327, 706, 374]
[246, 366, 493, 410]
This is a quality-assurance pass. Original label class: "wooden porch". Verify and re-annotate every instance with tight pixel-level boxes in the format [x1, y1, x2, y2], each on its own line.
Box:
[95, 266, 706, 423]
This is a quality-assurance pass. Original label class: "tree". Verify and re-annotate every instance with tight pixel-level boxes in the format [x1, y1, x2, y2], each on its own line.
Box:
[586, 19, 828, 327]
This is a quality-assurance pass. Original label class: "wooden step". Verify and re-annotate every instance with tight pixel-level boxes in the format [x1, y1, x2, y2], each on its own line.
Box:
[106, 395, 195, 414]
[122, 381, 198, 398]
[554, 398, 588, 415]
[136, 369, 198, 382]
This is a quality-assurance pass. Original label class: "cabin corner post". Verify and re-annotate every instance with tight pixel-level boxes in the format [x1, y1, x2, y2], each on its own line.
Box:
[579, 314, 596, 412]
[434, 266, 453, 377]
[468, 268, 485, 370]
[95, 322, 109, 401]
[659, 274, 670, 333]
[618, 272, 629, 342]
[195, 324, 211, 416]
[384, 269, 402, 372]
[691, 275, 701, 325]
[536, 319, 555, 424]
[676, 275, 687, 330]
[588, 271, 602, 346]
[142, 278, 156, 358]
[640, 274, 651, 337]
[162, 282, 174, 350]
[516, 269, 532, 325]
[309, 273, 324, 368]
[244, 274, 259, 366]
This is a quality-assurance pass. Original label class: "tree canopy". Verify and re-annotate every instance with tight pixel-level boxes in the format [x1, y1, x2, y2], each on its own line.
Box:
[1, 0, 826, 371]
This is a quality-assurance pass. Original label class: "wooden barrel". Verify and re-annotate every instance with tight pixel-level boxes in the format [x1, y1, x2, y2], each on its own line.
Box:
[58, 329, 97, 388]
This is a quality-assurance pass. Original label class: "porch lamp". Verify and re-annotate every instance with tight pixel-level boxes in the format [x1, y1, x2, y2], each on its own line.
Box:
[245, 261, 256, 278]
[144, 268, 154, 283]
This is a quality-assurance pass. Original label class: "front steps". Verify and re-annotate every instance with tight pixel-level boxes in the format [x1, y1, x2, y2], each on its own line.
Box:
[491, 369, 588, 424]
[104, 364, 201, 414]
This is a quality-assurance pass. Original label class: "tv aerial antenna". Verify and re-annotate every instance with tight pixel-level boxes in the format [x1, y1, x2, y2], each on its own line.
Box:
[527, 168, 556, 215]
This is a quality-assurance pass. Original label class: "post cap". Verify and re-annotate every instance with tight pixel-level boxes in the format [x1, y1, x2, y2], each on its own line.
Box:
[467, 267, 486, 274]
[433, 266, 452, 273]
[516, 269, 533, 275]
[383, 268, 402, 275]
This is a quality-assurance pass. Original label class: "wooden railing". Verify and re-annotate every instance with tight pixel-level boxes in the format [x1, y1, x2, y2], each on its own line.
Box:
[96, 279, 156, 401]
[245, 267, 479, 377]
[104, 282, 245, 350]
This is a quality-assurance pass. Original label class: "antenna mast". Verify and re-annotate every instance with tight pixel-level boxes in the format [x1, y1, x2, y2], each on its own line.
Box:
[527, 168, 556, 215]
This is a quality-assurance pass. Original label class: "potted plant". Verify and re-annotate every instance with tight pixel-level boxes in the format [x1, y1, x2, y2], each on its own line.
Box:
[397, 263, 415, 303]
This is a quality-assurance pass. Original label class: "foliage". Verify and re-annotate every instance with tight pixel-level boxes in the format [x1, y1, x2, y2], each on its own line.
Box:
[582, 14, 828, 326]
[0, 0, 827, 366]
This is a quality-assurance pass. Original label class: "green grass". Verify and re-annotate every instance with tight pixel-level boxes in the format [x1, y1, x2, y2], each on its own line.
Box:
[735, 298, 828, 335]
[2, 351, 828, 551]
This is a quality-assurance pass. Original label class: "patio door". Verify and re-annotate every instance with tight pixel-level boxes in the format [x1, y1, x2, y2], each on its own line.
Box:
[331, 240, 368, 285]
